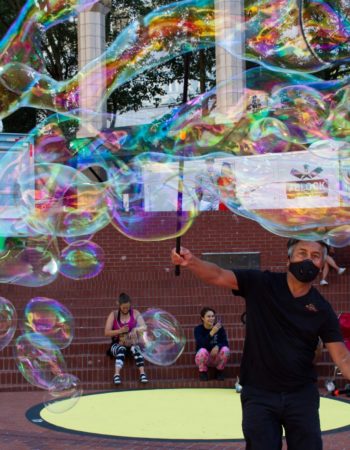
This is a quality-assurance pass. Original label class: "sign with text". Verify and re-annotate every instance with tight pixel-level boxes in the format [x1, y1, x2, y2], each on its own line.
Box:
[141, 149, 342, 211]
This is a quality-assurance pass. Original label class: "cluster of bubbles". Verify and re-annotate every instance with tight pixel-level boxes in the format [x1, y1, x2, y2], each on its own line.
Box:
[12, 296, 82, 413]
[0, 0, 217, 288]
[0, 293, 186, 407]
[0, 294, 81, 413]
[0, 0, 348, 267]
[0, 0, 216, 118]
[0, 0, 349, 120]
[139, 309, 186, 366]
[0, 234, 104, 287]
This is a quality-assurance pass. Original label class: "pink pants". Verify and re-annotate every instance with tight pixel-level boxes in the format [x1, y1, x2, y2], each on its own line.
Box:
[195, 346, 230, 372]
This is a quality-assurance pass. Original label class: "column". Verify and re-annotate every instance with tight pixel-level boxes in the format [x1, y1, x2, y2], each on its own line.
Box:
[77, 0, 111, 137]
[215, 0, 246, 119]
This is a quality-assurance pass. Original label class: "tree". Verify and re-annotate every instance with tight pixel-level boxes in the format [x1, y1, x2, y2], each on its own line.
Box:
[106, 0, 216, 123]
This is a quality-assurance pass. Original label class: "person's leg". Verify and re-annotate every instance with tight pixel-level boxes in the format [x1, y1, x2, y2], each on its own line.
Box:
[283, 384, 322, 450]
[195, 348, 210, 380]
[326, 255, 339, 271]
[328, 255, 346, 274]
[213, 346, 230, 380]
[110, 344, 127, 384]
[241, 386, 283, 450]
[320, 261, 329, 285]
[195, 348, 210, 372]
[215, 346, 230, 370]
[130, 345, 148, 382]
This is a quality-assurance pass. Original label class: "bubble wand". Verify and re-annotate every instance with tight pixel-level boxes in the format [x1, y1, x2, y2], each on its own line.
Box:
[175, 52, 191, 276]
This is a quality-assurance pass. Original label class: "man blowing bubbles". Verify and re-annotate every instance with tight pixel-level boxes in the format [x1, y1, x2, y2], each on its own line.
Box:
[171, 239, 350, 450]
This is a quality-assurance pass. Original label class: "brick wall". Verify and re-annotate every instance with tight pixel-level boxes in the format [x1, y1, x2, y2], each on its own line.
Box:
[1, 211, 349, 391]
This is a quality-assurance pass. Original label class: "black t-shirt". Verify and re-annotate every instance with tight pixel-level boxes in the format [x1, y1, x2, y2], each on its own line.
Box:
[233, 269, 343, 392]
[194, 324, 229, 352]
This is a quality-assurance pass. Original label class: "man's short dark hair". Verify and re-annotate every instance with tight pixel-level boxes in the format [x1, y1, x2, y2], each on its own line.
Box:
[119, 292, 131, 304]
[287, 239, 329, 257]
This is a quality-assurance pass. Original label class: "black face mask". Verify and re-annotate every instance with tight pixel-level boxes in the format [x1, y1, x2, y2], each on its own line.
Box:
[289, 259, 320, 283]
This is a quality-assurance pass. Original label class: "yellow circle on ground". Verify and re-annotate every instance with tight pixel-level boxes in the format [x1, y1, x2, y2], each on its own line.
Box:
[39, 389, 350, 441]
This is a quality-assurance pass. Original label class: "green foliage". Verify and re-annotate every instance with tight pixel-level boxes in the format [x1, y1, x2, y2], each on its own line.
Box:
[106, 0, 216, 117]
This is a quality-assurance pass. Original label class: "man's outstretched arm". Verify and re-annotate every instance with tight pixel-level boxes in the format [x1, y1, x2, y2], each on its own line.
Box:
[171, 246, 238, 290]
[326, 341, 350, 380]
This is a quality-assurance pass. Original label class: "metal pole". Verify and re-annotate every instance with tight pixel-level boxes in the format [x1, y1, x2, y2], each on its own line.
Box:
[175, 52, 191, 276]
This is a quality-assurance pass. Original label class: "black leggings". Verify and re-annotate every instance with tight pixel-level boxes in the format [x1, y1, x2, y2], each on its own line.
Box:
[110, 343, 144, 369]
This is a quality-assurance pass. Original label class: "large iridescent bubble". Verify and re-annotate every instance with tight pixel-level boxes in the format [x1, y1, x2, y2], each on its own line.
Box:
[23, 297, 74, 349]
[43, 373, 83, 414]
[0, 236, 60, 287]
[59, 240, 105, 280]
[324, 86, 350, 140]
[20, 162, 111, 237]
[219, 0, 350, 73]
[167, 68, 350, 157]
[0, 1, 100, 68]
[107, 154, 198, 241]
[62, 212, 95, 245]
[139, 309, 186, 366]
[268, 84, 329, 144]
[0, 297, 17, 351]
[14, 333, 66, 390]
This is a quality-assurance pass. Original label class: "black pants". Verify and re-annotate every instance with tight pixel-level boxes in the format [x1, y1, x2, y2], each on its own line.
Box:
[241, 384, 322, 450]
[109, 343, 144, 369]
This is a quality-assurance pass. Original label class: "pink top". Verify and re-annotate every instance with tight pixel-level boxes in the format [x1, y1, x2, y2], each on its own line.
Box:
[112, 308, 138, 343]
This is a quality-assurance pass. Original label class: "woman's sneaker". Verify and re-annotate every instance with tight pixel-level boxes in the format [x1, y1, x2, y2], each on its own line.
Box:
[320, 279, 328, 286]
[140, 373, 149, 383]
[216, 370, 225, 381]
[338, 268, 346, 275]
[113, 374, 121, 385]
[199, 372, 208, 381]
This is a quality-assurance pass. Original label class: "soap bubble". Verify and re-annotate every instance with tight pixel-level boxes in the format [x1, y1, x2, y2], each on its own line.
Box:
[0, 236, 60, 287]
[14, 333, 66, 390]
[59, 240, 105, 280]
[139, 309, 186, 366]
[220, 0, 350, 73]
[0, 297, 17, 351]
[23, 297, 74, 349]
[108, 154, 198, 241]
[21, 163, 111, 237]
[43, 373, 83, 414]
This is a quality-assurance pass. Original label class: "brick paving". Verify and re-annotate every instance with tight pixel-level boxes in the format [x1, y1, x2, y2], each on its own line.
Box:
[0, 391, 349, 450]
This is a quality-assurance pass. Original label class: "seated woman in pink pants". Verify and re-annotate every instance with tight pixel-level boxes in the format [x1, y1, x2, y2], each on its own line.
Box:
[194, 307, 230, 381]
